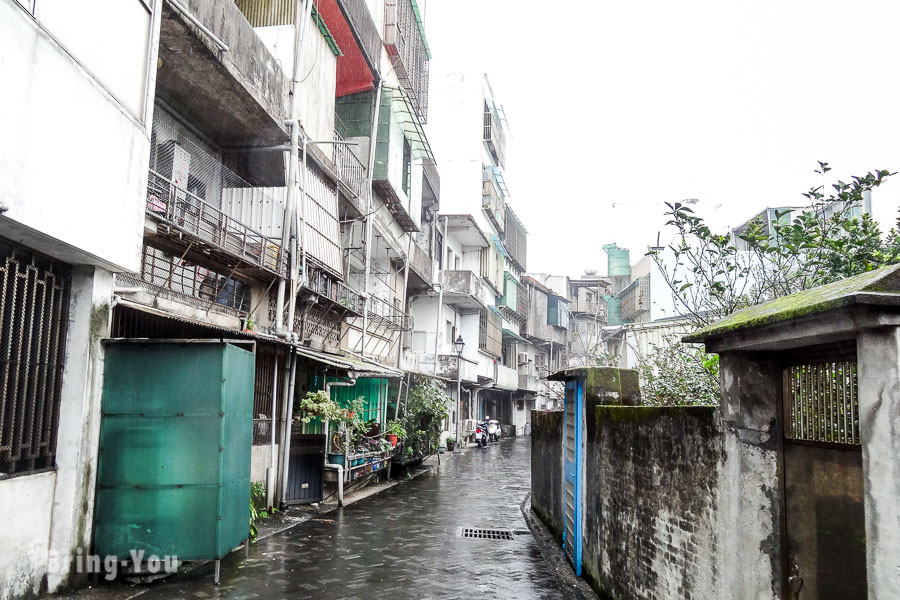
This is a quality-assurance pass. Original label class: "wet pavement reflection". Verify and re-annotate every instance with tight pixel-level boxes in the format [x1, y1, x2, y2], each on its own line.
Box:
[136, 436, 566, 599]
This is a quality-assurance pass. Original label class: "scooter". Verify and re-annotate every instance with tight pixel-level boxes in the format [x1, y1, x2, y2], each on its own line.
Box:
[473, 421, 488, 448]
[486, 419, 501, 442]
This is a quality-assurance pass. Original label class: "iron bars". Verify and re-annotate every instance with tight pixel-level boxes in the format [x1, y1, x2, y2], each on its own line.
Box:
[785, 361, 860, 445]
[0, 242, 70, 477]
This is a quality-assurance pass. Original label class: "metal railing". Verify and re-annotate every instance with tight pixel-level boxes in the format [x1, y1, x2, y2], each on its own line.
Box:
[333, 130, 367, 199]
[367, 293, 413, 331]
[303, 263, 365, 315]
[571, 299, 606, 317]
[786, 361, 860, 445]
[146, 170, 286, 276]
[0, 242, 70, 476]
[483, 101, 506, 168]
[118, 245, 250, 318]
[384, 0, 429, 122]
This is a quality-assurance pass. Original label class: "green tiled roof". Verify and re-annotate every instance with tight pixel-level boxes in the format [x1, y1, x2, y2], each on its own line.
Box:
[684, 264, 900, 342]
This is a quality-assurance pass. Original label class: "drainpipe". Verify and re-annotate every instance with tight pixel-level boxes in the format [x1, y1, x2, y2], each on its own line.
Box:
[278, 0, 314, 338]
[397, 234, 412, 369]
[277, 349, 298, 507]
[266, 354, 280, 509]
[323, 377, 357, 506]
[432, 215, 448, 375]
[361, 80, 384, 356]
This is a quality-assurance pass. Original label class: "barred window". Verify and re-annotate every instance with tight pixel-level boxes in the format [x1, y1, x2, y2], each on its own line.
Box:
[0, 241, 70, 476]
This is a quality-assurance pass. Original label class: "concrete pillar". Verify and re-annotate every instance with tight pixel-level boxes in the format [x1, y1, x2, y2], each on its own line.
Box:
[47, 267, 113, 591]
[857, 329, 900, 600]
[716, 351, 783, 600]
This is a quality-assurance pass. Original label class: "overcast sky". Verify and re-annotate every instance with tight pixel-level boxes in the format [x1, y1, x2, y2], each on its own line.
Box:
[423, 0, 900, 278]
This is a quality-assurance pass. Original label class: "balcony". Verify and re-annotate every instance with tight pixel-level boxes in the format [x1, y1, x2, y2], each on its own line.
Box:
[422, 158, 440, 208]
[440, 270, 487, 313]
[619, 276, 650, 322]
[333, 130, 367, 201]
[482, 166, 506, 234]
[495, 365, 518, 391]
[408, 242, 436, 289]
[437, 354, 477, 383]
[498, 272, 529, 323]
[504, 205, 527, 272]
[367, 294, 413, 331]
[157, 0, 288, 149]
[146, 170, 286, 280]
[116, 245, 250, 320]
[479, 308, 503, 359]
[483, 100, 506, 168]
[303, 263, 365, 317]
[571, 299, 606, 318]
[518, 374, 540, 393]
[384, 0, 430, 122]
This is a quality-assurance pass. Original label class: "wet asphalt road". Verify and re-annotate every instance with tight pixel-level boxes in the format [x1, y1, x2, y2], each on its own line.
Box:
[134, 436, 567, 599]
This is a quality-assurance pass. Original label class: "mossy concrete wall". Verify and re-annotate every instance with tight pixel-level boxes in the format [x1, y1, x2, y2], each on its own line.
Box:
[530, 410, 563, 543]
[583, 405, 724, 600]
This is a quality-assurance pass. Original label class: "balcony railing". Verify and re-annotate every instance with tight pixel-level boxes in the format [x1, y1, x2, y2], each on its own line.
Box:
[367, 294, 413, 331]
[483, 101, 506, 168]
[409, 241, 435, 286]
[498, 272, 529, 322]
[117, 244, 250, 318]
[518, 374, 540, 392]
[436, 354, 477, 382]
[303, 263, 365, 316]
[333, 129, 367, 199]
[440, 270, 487, 311]
[571, 299, 606, 317]
[146, 171, 286, 277]
[619, 276, 651, 322]
[482, 166, 506, 235]
[504, 205, 527, 272]
[384, 0, 430, 122]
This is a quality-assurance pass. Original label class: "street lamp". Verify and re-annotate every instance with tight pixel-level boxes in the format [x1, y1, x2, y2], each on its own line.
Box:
[453, 335, 465, 453]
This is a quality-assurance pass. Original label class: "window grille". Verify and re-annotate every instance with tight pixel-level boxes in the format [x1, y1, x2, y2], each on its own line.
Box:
[785, 361, 860, 445]
[0, 241, 70, 476]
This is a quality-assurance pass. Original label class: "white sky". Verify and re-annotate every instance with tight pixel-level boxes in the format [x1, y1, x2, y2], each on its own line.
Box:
[423, 0, 900, 278]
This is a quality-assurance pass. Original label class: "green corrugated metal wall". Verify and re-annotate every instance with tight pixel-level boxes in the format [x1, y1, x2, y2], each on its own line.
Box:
[94, 342, 254, 561]
[303, 375, 388, 434]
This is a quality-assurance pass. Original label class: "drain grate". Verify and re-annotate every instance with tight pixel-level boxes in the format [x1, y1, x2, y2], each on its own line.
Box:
[459, 527, 515, 540]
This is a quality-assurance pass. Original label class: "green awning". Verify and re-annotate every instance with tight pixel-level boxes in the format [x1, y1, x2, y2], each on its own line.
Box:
[502, 328, 528, 343]
[384, 85, 434, 161]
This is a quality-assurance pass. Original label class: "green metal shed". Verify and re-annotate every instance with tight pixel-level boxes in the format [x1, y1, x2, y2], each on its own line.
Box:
[93, 341, 254, 581]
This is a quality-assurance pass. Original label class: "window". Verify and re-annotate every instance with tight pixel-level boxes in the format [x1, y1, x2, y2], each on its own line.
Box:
[402, 137, 412, 197]
[0, 241, 71, 476]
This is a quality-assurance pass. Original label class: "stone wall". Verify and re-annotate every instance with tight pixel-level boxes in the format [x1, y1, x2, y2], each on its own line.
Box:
[584, 405, 724, 600]
[530, 410, 563, 542]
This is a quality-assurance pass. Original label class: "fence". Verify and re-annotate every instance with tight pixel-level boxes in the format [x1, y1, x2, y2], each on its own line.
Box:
[785, 361, 860, 445]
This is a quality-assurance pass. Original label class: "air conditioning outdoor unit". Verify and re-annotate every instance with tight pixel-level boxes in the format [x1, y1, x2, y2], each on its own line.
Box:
[517, 352, 529, 365]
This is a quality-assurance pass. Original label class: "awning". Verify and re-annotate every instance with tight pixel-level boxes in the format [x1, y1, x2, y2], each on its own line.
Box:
[117, 298, 402, 378]
[491, 234, 509, 258]
[502, 328, 529, 343]
[384, 85, 434, 160]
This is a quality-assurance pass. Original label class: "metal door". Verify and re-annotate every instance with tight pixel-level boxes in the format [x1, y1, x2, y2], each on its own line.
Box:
[562, 379, 582, 575]
[285, 432, 325, 504]
[782, 361, 866, 599]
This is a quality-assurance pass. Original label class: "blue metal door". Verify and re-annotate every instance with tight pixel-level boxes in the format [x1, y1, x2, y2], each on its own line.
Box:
[562, 379, 582, 575]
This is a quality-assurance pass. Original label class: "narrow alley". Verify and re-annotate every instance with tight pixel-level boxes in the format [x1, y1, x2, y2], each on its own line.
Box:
[134, 438, 568, 600]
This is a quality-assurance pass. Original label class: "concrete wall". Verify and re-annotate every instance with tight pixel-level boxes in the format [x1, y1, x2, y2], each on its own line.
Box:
[0, 471, 55, 600]
[531, 410, 563, 541]
[584, 405, 723, 600]
[0, 0, 158, 272]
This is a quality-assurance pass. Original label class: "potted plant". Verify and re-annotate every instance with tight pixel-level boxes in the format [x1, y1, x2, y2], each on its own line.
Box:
[445, 436, 456, 451]
[298, 391, 344, 424]
[384, 420, 407, 447]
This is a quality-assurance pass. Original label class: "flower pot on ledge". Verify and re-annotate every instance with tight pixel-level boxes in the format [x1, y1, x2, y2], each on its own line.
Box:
[386, 434, 398, 447]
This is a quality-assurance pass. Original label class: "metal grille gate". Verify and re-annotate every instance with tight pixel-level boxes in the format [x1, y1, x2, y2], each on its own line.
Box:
[782, 358, 866, 599]
[0, 241, 70, 476]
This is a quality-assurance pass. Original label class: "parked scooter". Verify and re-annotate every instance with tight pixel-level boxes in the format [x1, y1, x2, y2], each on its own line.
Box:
[486, 419, 501, 442]
[473, 420, 488, 448]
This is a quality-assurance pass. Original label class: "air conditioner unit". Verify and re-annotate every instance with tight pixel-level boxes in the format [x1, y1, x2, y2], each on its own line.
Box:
[517, 352, 529, 365]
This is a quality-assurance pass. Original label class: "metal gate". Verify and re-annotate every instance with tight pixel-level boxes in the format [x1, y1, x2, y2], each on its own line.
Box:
[562, 379, 582, 575]
[782, 359, 866, 599]
[285, 432, 325, 504]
